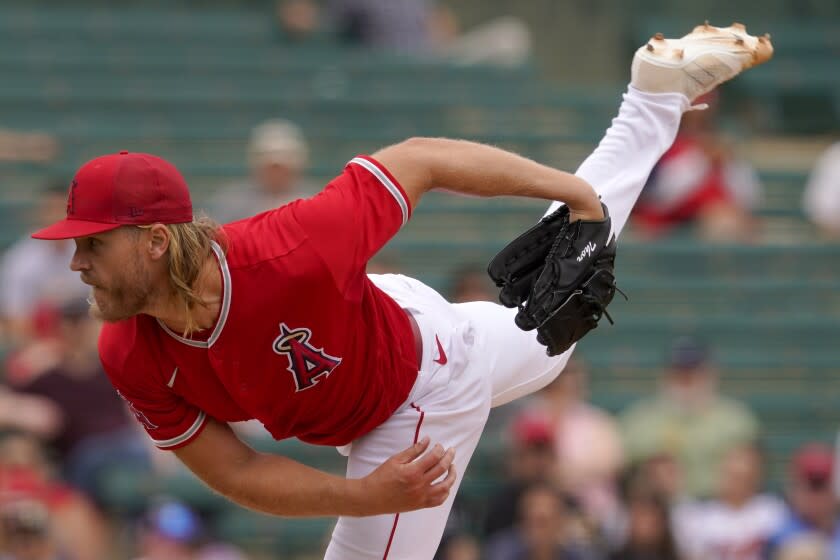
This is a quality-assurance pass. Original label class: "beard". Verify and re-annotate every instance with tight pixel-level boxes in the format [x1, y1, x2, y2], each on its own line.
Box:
[87, 259, 154, 323]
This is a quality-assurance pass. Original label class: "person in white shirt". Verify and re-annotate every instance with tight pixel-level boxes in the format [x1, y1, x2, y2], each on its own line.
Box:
[207, 120, 314, 224]
[0, 183, 89, 343]
[674, 442, 785, 560]
[802, 141, 840, 238]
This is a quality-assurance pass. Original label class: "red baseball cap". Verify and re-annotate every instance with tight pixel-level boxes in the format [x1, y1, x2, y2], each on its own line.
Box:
[32, 151, 193, 240]
[510, 410, 556, 448]
[791, 443, 835, 487]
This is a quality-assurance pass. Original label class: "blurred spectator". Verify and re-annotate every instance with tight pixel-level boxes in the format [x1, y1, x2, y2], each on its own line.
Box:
[0, 182, 88, 346]
[0, 500, 60, 560]
[483, 410, 560, 538]
[484, 483, 602, 560]
[208, 120, 313, 224]
[196, 545, 249, 560]
[600, 453, 687, 550]
[0, 434, 109, 560]
[635, 454, 685, 506]
[276, 0, 321, 41]
[276, 0, 531, 66]
[528, 358, 624, 523]
[619, 337, 760, 498]
[802, 141, 840, 238]
[674, 443, 784, 560]
[132, 500, 248, 560]
[834, 428, 840, 501]
[327, 0, 452, 52]
[0, 129, 58, 163]
[609, 483, 680, 560]
[132, 500, 203, 560]
[11, 298, 150, 505]
[449, 264, 496, 303]
[0, 389, 61, 440]
[436, 533, 481, 560]
[772, 534, 829, 560]
[765, 443, 840, 559]
[633, 92, 763, 241]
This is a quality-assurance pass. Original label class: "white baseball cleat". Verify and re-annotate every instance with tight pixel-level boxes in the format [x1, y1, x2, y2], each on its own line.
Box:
[631, 21, 774, 102]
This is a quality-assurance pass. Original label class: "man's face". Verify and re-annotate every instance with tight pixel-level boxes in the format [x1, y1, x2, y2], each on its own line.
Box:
[70, 227, 154, 322]
[664, 366, 715, 408]
[719, 446, 762, 504]
[255, 161, 298, 194]
[790, 474, 837, 525]
[511, 441, 557, 483]
[519, 487, 564, 550]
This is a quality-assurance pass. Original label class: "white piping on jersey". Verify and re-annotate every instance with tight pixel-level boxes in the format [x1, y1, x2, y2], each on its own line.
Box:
[152, 411, 207, 449]
[348, 157, 409, 226]
[157, 241, 231, 349]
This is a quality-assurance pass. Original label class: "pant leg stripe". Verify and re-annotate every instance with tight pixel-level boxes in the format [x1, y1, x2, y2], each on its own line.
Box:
[382, 403, 426, 559]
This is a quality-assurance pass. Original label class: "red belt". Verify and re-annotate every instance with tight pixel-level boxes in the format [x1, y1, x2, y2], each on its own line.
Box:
[404, 309, 423, 370]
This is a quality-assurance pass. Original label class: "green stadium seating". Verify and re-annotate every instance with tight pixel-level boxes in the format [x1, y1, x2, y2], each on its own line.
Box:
[1, 3, 838, 556]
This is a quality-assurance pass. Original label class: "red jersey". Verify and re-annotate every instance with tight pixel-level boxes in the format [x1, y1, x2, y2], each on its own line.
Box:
[98, 156, 418, 450]
[634, 135, 733, 232]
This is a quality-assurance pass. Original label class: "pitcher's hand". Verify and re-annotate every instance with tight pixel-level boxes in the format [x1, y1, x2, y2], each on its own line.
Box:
[358, 436, 457, 515]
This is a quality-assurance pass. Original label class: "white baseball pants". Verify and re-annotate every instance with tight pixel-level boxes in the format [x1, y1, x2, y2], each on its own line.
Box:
[324, 87, 690, 559]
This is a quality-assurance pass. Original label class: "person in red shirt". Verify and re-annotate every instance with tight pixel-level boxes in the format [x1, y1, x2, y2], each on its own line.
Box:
[30, 25, 770, 559]
[632, 91, 764, 240]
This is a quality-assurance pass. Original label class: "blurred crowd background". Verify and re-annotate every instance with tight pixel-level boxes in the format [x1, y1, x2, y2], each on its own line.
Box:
[1, 0, 839, 558]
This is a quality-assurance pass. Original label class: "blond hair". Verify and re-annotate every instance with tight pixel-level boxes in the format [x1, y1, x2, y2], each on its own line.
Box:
[140, 215, 223, 336]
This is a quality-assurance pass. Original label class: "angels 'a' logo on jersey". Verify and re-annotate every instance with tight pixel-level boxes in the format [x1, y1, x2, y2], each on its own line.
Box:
[116, 389, 159, 430]
[272, 323, 342, 392]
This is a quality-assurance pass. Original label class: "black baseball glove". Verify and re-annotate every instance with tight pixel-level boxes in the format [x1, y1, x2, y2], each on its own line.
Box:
[487, 202, 621, 356]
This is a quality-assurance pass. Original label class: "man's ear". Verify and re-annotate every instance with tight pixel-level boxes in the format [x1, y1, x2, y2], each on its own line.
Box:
[146, 224, 171, 261]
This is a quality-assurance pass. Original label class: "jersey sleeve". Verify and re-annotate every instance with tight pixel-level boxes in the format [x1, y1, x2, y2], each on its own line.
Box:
[98, 324, 207, 451]
[289, 155, 412, 292]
